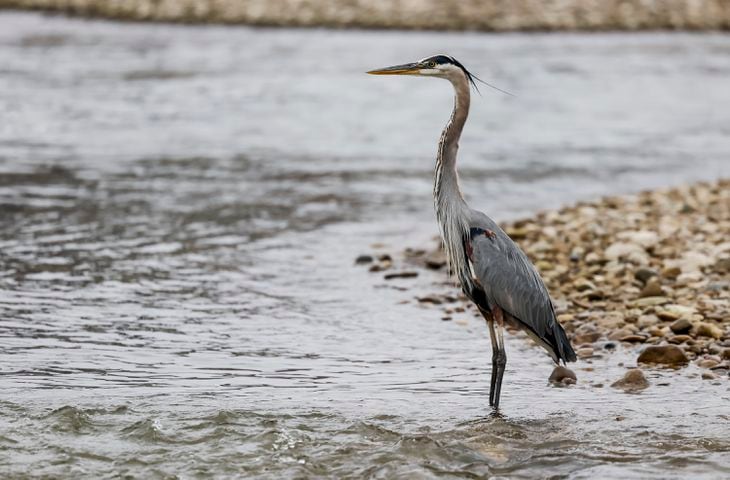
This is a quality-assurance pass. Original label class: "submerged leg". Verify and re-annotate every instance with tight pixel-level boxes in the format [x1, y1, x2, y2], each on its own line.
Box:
[485, 313, 498, 406]
[492, 306, 507, 409]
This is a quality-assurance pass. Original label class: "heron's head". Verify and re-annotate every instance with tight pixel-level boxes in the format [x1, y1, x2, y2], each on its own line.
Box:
[367, 54, 478, 86]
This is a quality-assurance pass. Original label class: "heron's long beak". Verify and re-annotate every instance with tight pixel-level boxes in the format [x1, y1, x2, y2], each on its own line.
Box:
[367, 62, 421, 75]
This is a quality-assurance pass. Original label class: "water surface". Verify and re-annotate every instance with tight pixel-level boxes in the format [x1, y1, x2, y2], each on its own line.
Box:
[0, 12, 729, 478]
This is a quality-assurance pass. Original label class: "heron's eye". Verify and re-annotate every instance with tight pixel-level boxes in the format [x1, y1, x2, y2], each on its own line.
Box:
[428, 61, 437, 68]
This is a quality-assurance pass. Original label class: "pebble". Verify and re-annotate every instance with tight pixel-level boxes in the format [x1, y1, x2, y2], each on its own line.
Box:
[584, 252, 602, 265]
[369, 261, 391, 272]
[637, 314, 660, 329]
[596, 312, 625, 329]
[715, 257, 730, 273]
[611, 368, 649, 392]
[604, 242, 649, 264]
[667, 335, 691, 344]
[697, 358, 719, 369]
[639, 278, 664, 297]
[694, 322, 724, 339]
[417, 295, 443, 305]
[661, 266, 681, 279]
[577, 347, 593, 359]
[659, 304, 695, 320]
[618, 230, 658, 248]
[647, 326, 664, 337]
[634, 267, 658, 284]
[424, 250, 446, 269]
[669, 318, 692, 334]
[355, 254, 373, 264]
[574, 329, 601, 344]
[574, 279, 596, 292]
[637, 345, 689, 366]
[620, 334, 648, 343]
[549, 366, 577, 385]
[701, 371, 718, 380]
[383, 271, 418, 280]
[632, 296, 670, 308]
[608, 328, 633, 341]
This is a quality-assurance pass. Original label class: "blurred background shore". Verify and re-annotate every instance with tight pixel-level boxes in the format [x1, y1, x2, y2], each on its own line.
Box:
[1, 0, 730, 30]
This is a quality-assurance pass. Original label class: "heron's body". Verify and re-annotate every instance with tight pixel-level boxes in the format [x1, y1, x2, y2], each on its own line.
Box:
[369, 55, 576, 408]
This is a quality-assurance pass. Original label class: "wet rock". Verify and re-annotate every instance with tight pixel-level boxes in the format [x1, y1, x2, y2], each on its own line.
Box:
[577, 347, 593, 359]
[609, 328, 633, 341]
[647, 326, 665, 337]
[632, 296, 670, 308]
[634, 267, 658, 284]
[403, 248, 426, 258]
[669, 318, 692, 334]
[535, 260, 554, 271]
[383, 271, 418, 280]
[604, 242, 649, 265]
[722, 349, 730, 361]
[423, 250, 446, 269]
[697, 358, 720, 369]
[355, 254, 373, 264]
[714, 257, 730, 273]
[701, 371, 718, 380]
[557, 313, 575, 323]
[611, 368, 649, 392]
[620, 334, 648, 343]
[574, 279, 596, 292]
[667, 335, 691, 344]
[549, 366, 577, 385]
[573, 327, 600, 344]
[660, 266, 681, 279]
[656, 305, 694, 321]
[672, 251, 713, 273]
[617, 230, 658, 249]
[639, 277, 664, 298]
[637, 345, 689, 366]
[584, 252, 602, 265]
[637, 314, 660, 329]
[369, 262, 391, 272]
[595, 312, 625, 329]
[505, 227, 528, 239]
[417, 295, 442, 305]
[694, 322, 724, 339]
[378, 253, 392, 262]
[584, 289, 605, 301]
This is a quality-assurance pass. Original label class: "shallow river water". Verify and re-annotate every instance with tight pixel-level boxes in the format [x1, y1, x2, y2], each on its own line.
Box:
[0, 12, 729, 479]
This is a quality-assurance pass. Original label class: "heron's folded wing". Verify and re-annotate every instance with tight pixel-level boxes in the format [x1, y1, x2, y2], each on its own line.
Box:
[469, 227, 563, 352]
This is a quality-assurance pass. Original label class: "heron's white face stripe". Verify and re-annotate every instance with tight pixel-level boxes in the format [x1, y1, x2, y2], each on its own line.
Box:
[419, 63, 463, 78]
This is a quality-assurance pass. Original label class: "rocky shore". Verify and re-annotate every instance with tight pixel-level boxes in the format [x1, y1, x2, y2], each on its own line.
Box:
[358, 180, 730, 381]
[2, 0, 730, 30]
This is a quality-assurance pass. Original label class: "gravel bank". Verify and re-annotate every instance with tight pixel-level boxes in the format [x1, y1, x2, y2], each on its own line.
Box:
[359, 180, 730, 376]
[2, 0, 730, 30]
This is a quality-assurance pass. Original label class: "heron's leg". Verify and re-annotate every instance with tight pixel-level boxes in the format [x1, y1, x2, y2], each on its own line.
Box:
[492, 306, 507, 409]
[485, 314, 498, 406]
[479, 308, 498, 404]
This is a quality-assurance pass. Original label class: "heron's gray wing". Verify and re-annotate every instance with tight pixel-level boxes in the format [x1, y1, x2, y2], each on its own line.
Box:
[468, 212, 576, 363]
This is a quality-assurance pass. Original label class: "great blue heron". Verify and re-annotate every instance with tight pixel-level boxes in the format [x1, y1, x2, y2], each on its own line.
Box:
[368, 55, 577, 408]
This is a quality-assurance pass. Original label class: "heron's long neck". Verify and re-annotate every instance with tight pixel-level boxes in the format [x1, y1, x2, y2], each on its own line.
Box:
[434, 75, 470, 210]
[434, 74, 473, 290]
